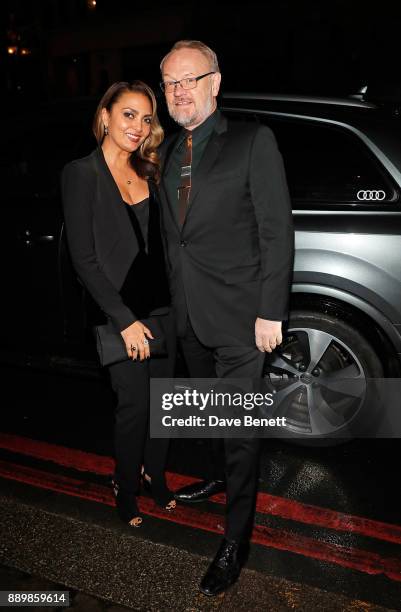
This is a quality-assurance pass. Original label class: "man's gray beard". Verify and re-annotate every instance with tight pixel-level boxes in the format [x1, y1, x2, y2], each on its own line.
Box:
[173, 112, 195, 127]
[169, 97, 214, 128]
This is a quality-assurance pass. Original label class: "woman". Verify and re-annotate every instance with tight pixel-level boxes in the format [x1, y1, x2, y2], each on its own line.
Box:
[61, 81, 176, 527]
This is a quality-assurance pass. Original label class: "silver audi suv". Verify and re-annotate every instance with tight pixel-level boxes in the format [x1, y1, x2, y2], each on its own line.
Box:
[221, 90, 401, 441]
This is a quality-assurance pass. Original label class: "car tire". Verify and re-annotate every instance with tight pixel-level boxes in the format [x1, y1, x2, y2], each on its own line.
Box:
[263, 310, 384, 446]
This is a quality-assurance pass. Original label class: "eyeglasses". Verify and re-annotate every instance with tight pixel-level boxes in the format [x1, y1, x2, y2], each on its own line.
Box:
[160, 72, 216, 93]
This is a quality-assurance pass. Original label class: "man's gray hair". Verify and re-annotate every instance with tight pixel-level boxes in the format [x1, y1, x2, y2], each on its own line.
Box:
[160, 40, 220, 73]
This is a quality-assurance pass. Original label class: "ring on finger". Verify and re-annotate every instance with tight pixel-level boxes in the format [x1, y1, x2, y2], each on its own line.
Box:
[143, 338, 149, 346]
[130, 345, 137, 352]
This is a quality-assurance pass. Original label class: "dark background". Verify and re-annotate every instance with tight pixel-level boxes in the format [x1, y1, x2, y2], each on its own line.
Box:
[2, 0, 400, 106]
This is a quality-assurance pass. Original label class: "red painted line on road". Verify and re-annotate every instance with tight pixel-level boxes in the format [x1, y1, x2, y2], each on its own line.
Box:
[0, 433, 113, 475]
[252, 524, 401, 583]
[0, 458, 223, 533]
[1, 432, 401, 545]
[166, 473, 401, 547]
[1, 458, 401, 583]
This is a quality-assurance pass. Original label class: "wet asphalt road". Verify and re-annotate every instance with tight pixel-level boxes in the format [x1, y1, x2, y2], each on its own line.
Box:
[1, 363, 401, 611]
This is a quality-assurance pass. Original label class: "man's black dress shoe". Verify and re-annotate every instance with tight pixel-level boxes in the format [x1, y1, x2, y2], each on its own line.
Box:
[199, 538, 249, 596]
[174, 479, 226, 503]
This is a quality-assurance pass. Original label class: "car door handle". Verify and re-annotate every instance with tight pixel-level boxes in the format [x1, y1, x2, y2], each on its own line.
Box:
[23, 230, 55, 246]
[36, 235, 55, 242]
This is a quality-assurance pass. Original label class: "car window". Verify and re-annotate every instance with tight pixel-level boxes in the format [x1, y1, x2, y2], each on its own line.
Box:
[260, 116, 397, 207]
[222, 109, 398, 208]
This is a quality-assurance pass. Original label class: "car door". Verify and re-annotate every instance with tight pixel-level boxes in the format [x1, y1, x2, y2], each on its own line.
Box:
[0, 112, 95, 351]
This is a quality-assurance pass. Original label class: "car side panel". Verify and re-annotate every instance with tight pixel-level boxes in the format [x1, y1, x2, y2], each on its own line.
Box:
[294, 231, 401, 325]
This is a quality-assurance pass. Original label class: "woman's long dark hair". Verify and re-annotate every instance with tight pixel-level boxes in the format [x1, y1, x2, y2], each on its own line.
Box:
[93, 80, 164, 182]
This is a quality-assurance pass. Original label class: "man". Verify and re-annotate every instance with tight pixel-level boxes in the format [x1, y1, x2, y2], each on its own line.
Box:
[159, 40, 294, 595]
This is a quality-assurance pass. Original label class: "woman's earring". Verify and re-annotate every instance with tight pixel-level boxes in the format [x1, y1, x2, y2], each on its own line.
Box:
[104, 125, 109, 136]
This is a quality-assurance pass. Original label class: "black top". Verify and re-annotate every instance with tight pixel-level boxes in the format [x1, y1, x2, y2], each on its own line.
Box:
[125, 197, 149, 252]
[119, 192, 170, 319]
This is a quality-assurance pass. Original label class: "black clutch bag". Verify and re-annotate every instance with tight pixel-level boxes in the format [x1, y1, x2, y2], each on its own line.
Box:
[94, 316, 168, 367]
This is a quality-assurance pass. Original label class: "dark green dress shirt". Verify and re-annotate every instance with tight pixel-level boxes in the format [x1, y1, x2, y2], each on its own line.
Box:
[164, 109, 220, 214]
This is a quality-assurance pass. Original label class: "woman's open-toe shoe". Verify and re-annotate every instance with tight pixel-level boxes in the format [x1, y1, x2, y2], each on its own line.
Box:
[111, 479, 143, 527]
[142, 473, 176, 511]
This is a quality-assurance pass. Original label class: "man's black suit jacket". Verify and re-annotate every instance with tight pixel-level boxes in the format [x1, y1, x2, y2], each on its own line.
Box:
[159, 112, 294, 347]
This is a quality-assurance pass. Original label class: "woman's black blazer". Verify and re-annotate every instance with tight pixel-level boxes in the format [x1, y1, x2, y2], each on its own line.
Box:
[61, 147, 161, 332]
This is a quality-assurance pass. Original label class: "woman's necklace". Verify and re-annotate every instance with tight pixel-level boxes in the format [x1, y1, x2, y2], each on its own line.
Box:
[125, 172, 137, 185]
[114, 164, 135, 185]
[103, 147, 135, 186]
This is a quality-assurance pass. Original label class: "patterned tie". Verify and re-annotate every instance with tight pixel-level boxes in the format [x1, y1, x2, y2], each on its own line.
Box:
[177, 130, 192, 226]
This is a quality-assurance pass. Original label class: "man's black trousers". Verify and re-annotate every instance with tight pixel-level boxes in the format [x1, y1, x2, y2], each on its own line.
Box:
[180, 319, 264, 542]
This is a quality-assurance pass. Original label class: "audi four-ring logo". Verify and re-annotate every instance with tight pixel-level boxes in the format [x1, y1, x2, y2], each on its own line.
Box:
[357, 190, 386, 200]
